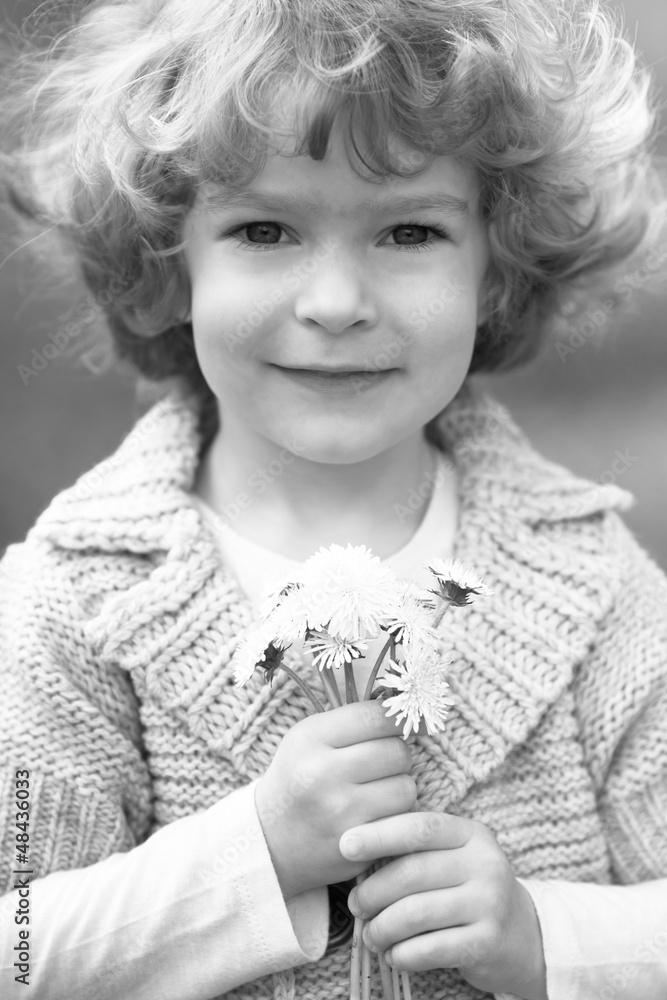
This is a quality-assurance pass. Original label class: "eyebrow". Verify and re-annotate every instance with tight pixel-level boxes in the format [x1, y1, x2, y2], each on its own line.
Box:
[205, 188, 470, 220]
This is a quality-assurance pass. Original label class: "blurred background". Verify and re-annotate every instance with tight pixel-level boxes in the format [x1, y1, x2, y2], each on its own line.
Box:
[1, 0, 666, 568]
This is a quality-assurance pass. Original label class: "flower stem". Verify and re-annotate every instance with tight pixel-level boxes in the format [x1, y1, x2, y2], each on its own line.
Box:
[363, 634, 394, 702]
[350, 914, 362, 1000]
[401, 971, 412, 1000]
[350, 869, 372, 1000]
[320, 666, 343, 708]
[378, 950, 396, 1000]
[432, 600, 450, 630]
[278, 663, 326, 713]
[369, 858, 398, 1000]
[344, 661, 359, 703]
[361, 931, 372, 1000]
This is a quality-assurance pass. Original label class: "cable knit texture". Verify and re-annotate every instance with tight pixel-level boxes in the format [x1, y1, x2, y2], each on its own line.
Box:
[1, 379, 666, 1000]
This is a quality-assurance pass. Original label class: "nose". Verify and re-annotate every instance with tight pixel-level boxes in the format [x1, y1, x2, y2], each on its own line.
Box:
[293, 245, 378, 334]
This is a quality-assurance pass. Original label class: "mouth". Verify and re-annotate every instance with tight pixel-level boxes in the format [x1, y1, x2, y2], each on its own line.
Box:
[269, 364, 398, 394]
[274, 365, 396, 376]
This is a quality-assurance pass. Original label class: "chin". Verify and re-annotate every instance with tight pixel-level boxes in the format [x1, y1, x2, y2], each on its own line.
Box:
[274, 425, 392, 466]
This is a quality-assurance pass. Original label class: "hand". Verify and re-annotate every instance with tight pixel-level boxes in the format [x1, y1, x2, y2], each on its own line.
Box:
[340, 812, 548, 1000]
[254, 699, 417, 900]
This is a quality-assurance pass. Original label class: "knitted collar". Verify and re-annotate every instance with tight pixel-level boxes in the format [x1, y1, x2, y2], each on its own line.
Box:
[32, 380, 633, 804]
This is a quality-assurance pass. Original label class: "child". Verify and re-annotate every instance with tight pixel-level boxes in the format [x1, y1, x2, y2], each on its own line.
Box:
[1, 1, 666, 999]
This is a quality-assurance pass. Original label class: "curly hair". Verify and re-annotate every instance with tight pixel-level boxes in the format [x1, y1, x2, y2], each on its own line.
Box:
[1, 0, 665, 434]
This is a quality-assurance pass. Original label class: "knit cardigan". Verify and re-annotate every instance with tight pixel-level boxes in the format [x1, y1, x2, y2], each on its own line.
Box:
[1, 380, 666, 1000]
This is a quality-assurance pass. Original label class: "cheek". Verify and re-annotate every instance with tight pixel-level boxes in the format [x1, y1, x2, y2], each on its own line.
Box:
[416, 294, 478, 376]
[190, 277, 273, 369]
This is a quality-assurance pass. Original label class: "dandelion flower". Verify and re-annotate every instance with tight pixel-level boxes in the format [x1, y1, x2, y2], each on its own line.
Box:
[427, 557, 493, 607]
[261, 586, 314, 648]
[232, 624, 288, 687]
[298, 543, 404, 640]
[257, 575, 305, 623]
[376, 644, 455, 739]
[305, 629, 369, 672]
[385, 580, 438, 648]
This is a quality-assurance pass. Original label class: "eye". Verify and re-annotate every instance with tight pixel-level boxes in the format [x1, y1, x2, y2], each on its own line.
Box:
[220, 218, 451, 252]
[225, 221, 291, 251]
[383, 221, 451, 252]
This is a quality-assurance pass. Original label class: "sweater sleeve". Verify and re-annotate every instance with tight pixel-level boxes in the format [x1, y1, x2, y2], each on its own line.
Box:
[0, 778, 329, 999]
[492, 514, 667, 1000]
[572, 513, 667, 884]
[0, 538, 153, 892]
[0, 539, 328, 998]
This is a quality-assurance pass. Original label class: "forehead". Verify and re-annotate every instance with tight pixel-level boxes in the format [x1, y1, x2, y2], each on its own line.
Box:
[197, 80, 482, 217]
[201, 184, 472, 221]
[200, 133, 479, 219]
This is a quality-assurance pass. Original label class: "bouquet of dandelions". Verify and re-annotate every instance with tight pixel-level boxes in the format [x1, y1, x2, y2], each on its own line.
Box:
[232, 544, 492, 1000]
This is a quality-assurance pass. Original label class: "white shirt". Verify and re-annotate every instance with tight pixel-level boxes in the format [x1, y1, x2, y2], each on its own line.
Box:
[1, 443, 666, 999]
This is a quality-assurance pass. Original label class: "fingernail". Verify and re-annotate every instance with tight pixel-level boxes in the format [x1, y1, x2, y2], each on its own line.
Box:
[347, 891, 361, 916]
[341, 833, 363, 858]
[384, 949, 394, 966]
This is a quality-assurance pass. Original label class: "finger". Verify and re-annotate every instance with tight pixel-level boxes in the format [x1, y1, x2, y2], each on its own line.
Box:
[307, 698, 406, 748]
[363, 885, 474, 956]
[349, 773, 417, 825]
[350, 851, 466, 919]
[337, 735, 413, 783]
[340, 811, 474, 862]
[384, 923, 488, 974]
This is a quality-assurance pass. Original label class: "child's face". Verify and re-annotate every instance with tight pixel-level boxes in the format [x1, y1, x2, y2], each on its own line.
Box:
[181, 126, 489, 465]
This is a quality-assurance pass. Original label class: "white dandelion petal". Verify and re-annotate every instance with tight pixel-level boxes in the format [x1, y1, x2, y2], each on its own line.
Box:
[268, 587, 313, 647]
[385, 580, 438, 647]
[257, 572, 306, 623]
[428, 558, 493, 597]
[298, 543, 404, 640]
[376, 645, 455, 739]
[232, 623, 285, 687]
[305, 630, 369, 672]
[427, 557, 493, 605]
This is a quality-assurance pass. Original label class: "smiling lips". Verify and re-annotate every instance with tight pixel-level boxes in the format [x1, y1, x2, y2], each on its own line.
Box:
[272, 364, 397, 394]
[274, 365, 396, 375]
